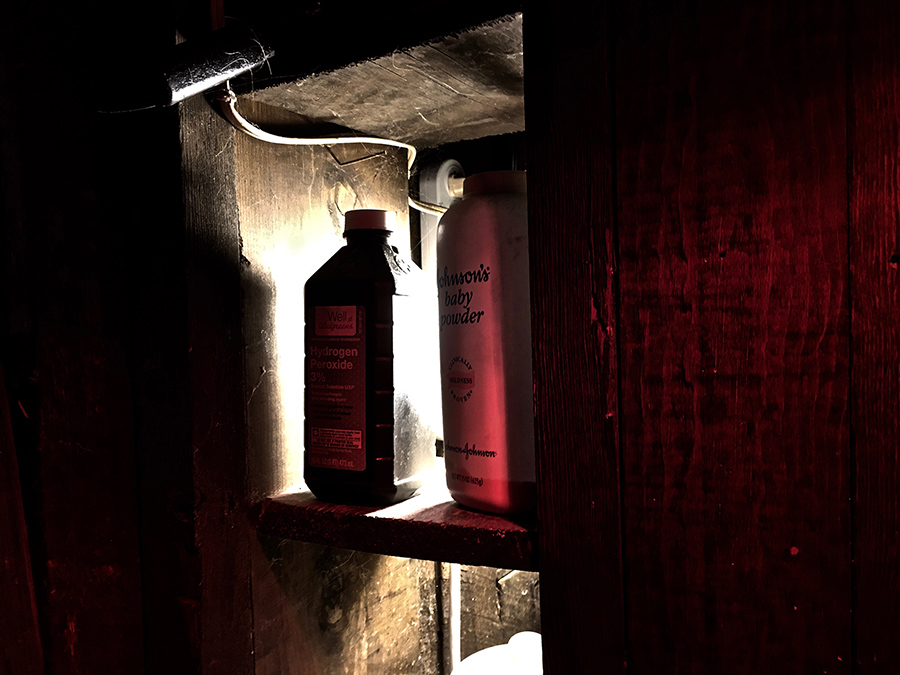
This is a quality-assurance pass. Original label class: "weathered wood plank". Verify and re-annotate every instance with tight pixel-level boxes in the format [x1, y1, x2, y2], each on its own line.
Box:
[252, 537, 441, 675]
[0, 367, 43, 674]
[180, 93, 255, 675]
[616, 1, 850, 672]
[118, 103, 200, 674]
[850, 0, 900, 670]
[257, 477, 537, 571]
[244, 14, 524, 149]
[0, 7, 150, 672]
[0, 19, 43, 674]
[523, 2, 626, 673]
[458, 566, 540, 661]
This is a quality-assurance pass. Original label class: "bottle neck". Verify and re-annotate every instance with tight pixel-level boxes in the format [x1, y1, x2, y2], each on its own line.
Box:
[345, 229, 391, 244]
[463, 170, 526, 198]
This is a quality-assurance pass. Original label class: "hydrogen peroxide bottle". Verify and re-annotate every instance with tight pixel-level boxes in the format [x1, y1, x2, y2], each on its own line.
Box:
[304, 209, 437, 505]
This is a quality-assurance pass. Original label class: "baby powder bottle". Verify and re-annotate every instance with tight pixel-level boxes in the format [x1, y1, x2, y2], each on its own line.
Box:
[304, 209, 436, 505]
[436, 171, 535, 514]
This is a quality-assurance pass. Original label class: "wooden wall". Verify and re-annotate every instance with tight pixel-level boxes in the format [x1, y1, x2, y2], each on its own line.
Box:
[0, 1, 179, 672]
[850, 1, 900, 670]
[527, 0, 899, 673]
[617, 1, 850, 671]
[525, 0, 625, 670]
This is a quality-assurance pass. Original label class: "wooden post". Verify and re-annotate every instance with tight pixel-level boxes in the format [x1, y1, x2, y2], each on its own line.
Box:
[850, 0, 900, 670]
[525, 2, 627, 673]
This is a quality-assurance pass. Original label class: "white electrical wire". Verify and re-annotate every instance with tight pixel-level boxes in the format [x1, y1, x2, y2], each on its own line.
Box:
[218, 82, 447, 216]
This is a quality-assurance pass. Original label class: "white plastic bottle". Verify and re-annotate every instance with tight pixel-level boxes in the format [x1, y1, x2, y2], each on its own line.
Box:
[436, 171, 535, 514]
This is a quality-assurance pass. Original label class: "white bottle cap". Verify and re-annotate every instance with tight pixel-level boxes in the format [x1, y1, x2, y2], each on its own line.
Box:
[343, 209, 396, 233]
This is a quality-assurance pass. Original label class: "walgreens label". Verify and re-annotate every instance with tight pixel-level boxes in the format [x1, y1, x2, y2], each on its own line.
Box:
[316, 306, 357, 336]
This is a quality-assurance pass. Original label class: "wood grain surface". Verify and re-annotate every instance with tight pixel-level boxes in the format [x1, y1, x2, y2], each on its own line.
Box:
[850, 0, 900, 671]
[245, 14, 525, 149]
[458, 566, 541, 661]
[0, 367, 43, 674]
[525, 1, 626, 673]
[616, 1, 850, 673]
[252, 537, 442, 675]
[0, 6, 151, 671]
[180, 93, 255, 675]
[258, 482, 537, 571]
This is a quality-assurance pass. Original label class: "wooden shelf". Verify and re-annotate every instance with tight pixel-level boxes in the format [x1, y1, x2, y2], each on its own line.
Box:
[256, 465, 538, 571]
[241, 13, 524, 149]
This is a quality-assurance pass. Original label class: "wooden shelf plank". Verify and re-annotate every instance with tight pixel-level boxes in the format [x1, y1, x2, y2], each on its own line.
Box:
[241, 13, 524, 149]
[256, 468, 538, 571]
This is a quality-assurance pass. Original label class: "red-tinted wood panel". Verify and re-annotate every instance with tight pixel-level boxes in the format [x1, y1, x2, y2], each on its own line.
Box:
[0, 5, 149, 672]
[258, 485, 537, 571]
[850, 1, 900, 671]
[525, 3, 626, 673]
[0, 368, 43, 674]
[616, 2, 851, 672]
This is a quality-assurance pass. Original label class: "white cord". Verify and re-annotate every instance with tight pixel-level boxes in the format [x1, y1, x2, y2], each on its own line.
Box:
[218, 82, 447, 216]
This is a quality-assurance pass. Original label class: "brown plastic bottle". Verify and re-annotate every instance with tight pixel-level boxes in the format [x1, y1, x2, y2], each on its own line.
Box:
[304, 209, 437, 505]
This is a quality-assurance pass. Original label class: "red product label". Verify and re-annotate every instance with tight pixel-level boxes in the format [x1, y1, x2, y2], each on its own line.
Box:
[307, 306, 366, 471]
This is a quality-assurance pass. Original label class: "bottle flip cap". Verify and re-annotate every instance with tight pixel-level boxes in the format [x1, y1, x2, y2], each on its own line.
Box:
[344, 209, 396, 234]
